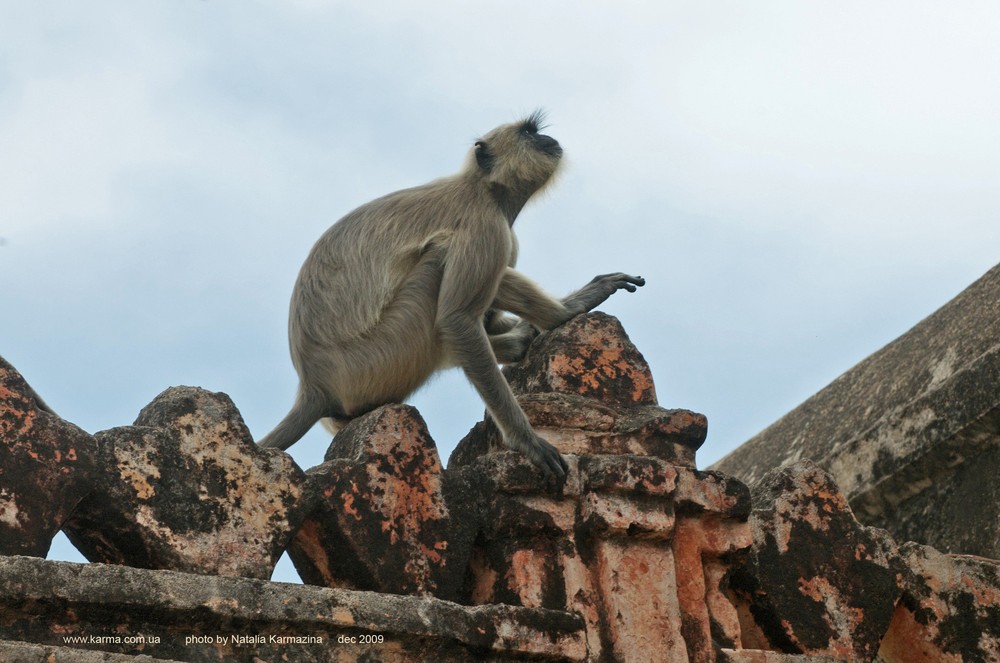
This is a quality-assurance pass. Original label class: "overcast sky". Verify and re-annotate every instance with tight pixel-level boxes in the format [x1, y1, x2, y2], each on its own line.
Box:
[3, 2, 998, 582]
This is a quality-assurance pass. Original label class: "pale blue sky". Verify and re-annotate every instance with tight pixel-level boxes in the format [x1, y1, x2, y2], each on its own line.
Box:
[3, 1, 998, 582]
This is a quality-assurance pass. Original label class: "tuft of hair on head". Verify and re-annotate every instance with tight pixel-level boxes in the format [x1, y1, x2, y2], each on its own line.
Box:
[519, 108, 548, 135]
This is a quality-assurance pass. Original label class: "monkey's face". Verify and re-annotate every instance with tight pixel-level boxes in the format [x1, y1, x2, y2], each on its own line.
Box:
[472, 111, 562, 198]
[518, 111, 563, 159]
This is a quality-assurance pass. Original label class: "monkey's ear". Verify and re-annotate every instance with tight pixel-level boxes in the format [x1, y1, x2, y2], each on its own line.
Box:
[475, 140, 495, 172]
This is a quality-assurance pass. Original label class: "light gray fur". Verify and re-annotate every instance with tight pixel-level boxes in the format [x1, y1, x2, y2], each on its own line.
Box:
[258, 112, 644, 478]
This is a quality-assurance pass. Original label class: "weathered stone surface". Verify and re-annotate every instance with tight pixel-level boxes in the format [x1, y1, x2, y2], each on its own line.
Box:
[730, 483, 1000, 662]
[713, 262, 1000, 559]
[62, 386, 307, 579]
[443, 314, 754, 661]
[876, 443, 1000, 561]
[675, 468, 753, 519]
[0, 356, 97, 557]
[718, 651, 844, 663]
[504, 312, 658, 408]
[458, 451, 753, 663]
[5, 306, 999, 662]
[0, 555, 587, 663]
[878, 542, 1000, 662]
[452, 313, 706, 468]
[288, 405, 476, 600]
[460, 452, 687, 662]
[729, 461, 899, 661]
[673, 469, 753, 661]
[0, 640, 179, 662]
[453, 395, 706, 468]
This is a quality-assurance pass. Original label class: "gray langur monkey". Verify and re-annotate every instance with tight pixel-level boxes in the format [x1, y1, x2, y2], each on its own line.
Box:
[258, 112, 644, 478]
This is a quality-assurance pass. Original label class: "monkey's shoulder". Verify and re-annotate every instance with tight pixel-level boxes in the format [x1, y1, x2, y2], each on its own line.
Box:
[333, 178, 505, 238]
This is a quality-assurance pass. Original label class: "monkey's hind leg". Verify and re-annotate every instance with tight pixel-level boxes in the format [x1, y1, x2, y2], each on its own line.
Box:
[258, 387, 334, 451]
[488, 320, 538, 364]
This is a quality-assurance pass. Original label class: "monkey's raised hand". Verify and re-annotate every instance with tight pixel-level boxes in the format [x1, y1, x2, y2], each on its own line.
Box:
[563, 273, 646, 316]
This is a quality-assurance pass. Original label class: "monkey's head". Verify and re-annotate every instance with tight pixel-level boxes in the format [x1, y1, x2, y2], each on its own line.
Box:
[469, 110, 563, 209]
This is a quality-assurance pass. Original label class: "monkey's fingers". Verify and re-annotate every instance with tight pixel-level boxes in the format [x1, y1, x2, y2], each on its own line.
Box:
[590, 273, 644, 285]
[531, 435, 569, 479]
[591, 272, 646, 293]
[617, 274, 645, 292]
[620, 275, 645, 292]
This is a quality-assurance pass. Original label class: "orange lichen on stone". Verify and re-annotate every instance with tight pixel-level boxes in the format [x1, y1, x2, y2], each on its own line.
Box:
[592, 539, 688, 662]
[673, 518, 714, 662]
[290, 519, 342, 588]
[500, 313, 659, 410]
[507, 549, 546, 608]
[878, 603, 963, 663]
[372, 463, 447, 547]
[545, 325, 657, 405]
[288, 405, 471, 599]
[341, 487, 362, 521]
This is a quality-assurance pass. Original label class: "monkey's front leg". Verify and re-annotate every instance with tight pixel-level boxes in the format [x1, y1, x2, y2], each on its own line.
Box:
[440, 311, 567, 479]
[561, 272, 646, 315]
[494, 268, 645, 331]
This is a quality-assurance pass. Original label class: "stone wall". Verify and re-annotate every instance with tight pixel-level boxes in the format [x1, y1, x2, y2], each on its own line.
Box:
[2, 312, 998, 661]
[713, 262, 1000, 560]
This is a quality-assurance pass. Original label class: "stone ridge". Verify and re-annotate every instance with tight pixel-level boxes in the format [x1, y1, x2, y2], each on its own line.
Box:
[712, 261, 1000, 559]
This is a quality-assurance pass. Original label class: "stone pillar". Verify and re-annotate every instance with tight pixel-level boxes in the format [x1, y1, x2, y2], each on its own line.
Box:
[288, 404, 478, 600]
[673, 469, 753, 661]
[578, 456, 689, 662]
[452, 313, 753, 662]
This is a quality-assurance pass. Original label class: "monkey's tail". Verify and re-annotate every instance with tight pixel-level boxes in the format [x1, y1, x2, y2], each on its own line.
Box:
[257, 388, 327, 451]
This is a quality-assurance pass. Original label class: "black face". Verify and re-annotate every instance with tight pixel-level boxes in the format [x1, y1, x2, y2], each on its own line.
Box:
[519, 114, 562, 158]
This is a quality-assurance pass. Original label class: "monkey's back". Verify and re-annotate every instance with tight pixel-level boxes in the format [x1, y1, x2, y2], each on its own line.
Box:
[288, 175, 509, 393]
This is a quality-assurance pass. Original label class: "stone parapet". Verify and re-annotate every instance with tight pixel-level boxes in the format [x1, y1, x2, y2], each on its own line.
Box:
[1, 307, 998, 661]
[0, 639, 182, 662]
[0, 555, 586, 663]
